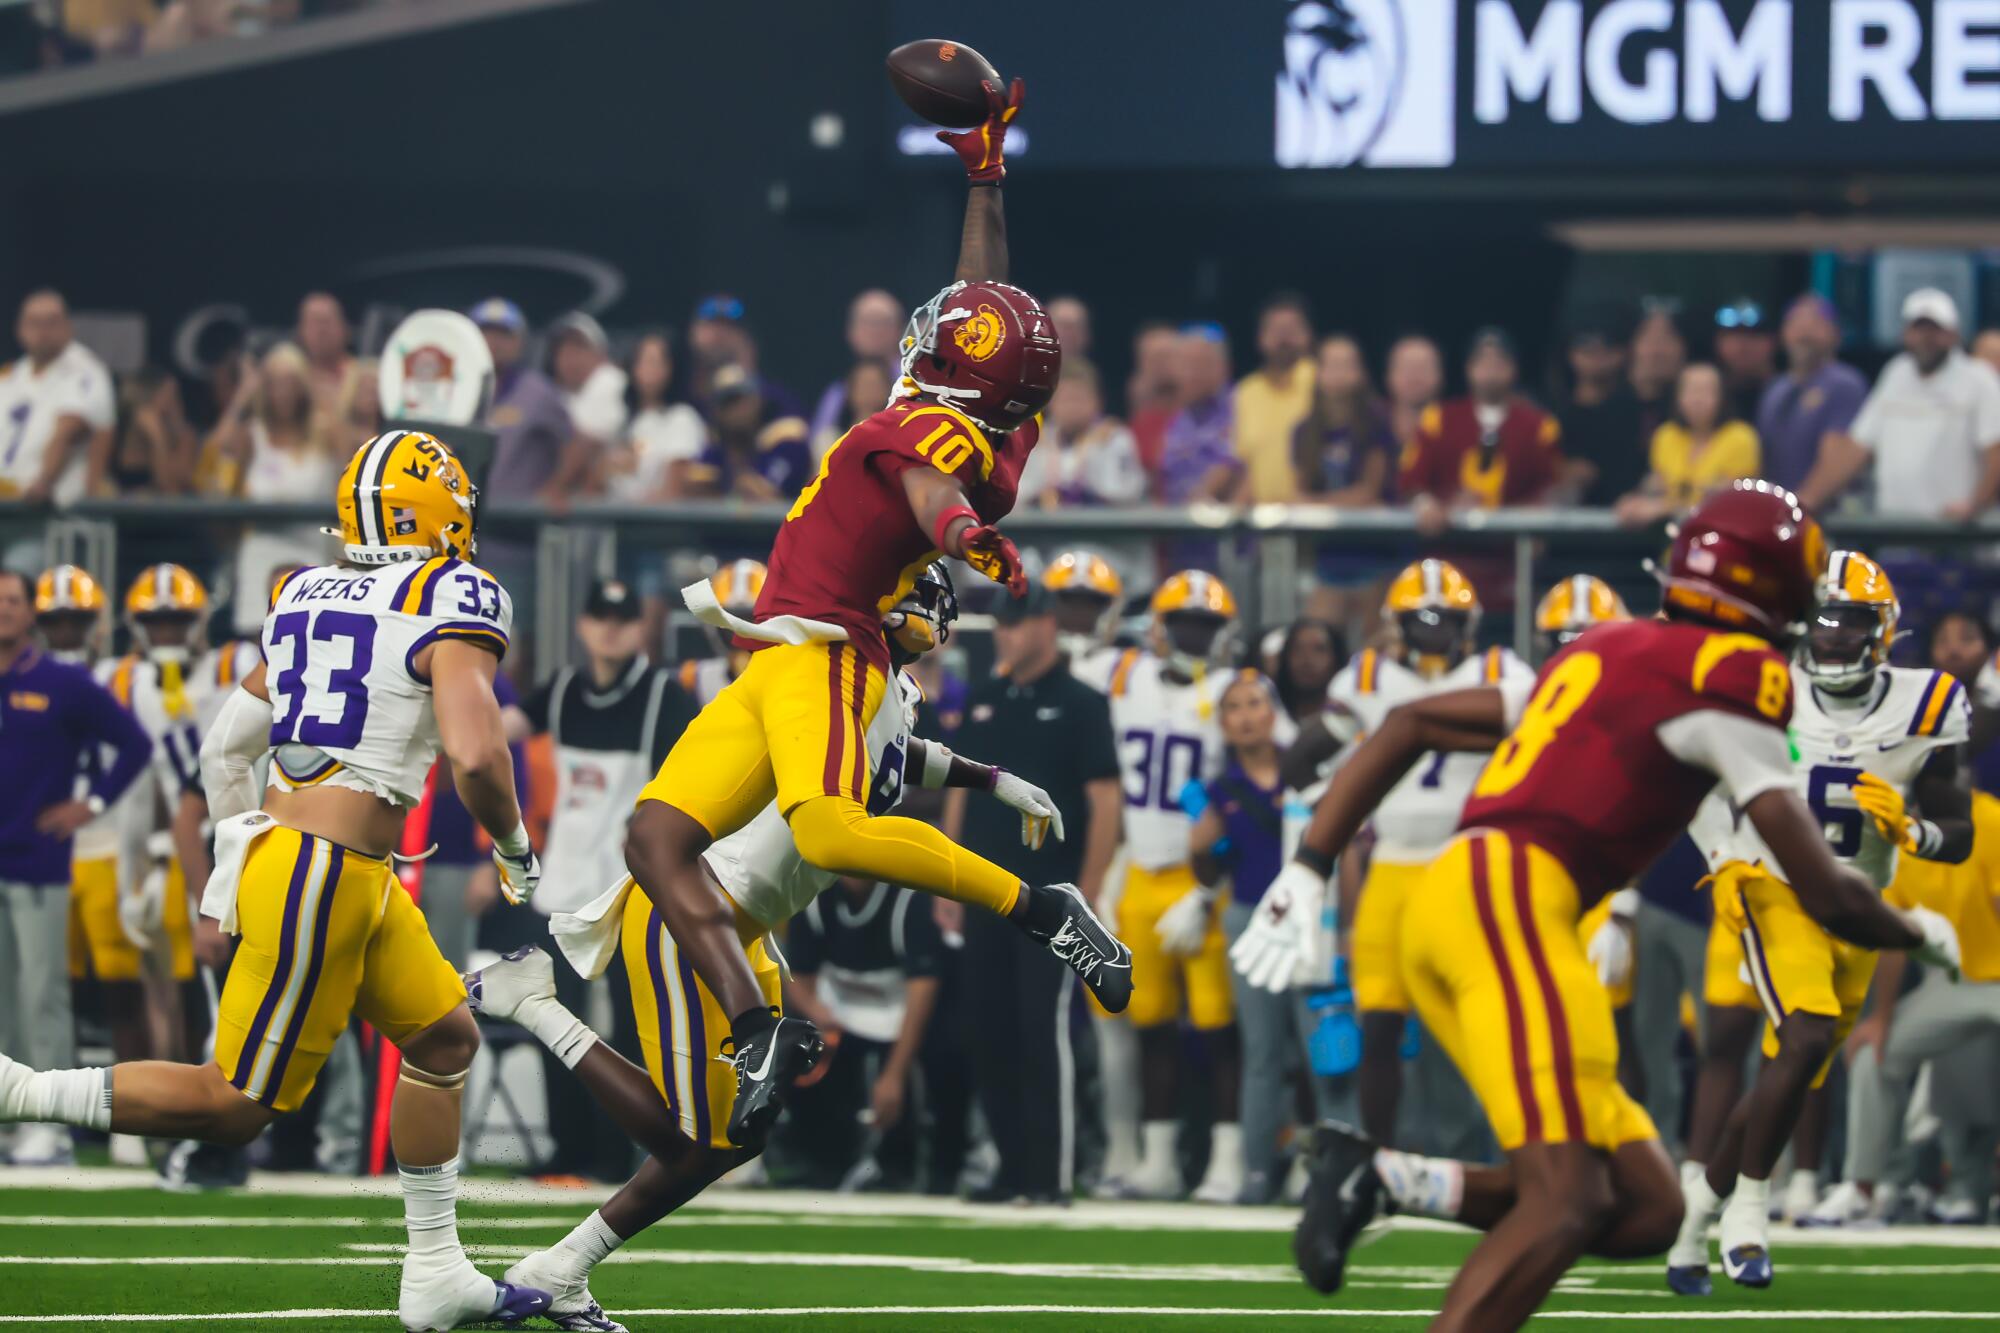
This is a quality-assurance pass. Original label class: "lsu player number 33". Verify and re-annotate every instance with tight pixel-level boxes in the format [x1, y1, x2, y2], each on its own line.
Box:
[1251, 483, 1959, 1333]
[0, 429, 553, 1333]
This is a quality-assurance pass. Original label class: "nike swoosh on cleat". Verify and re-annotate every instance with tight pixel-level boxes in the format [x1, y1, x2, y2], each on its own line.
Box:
[745, 1043, 777, 1082]
[1337, 1163, 1369, 1205]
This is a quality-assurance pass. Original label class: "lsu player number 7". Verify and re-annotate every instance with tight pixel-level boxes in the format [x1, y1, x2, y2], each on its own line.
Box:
[0, 430, 553, 1333]
[1665, 550, 1972, 1295]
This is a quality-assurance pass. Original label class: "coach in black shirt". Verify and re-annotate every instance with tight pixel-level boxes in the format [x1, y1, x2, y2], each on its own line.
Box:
[945, 585, 1122, 1202]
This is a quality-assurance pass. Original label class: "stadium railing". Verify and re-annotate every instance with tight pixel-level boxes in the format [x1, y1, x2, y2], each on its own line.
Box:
[19, 499, 2000, 670]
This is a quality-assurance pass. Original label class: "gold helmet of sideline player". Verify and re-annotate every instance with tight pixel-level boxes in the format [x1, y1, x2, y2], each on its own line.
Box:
[1803, 549, 1899, 693]
[1149, 570, 1237, 679]
[124, 563, 209, 661]
[1535, 574, 1630, 660]
[1383, 558, 1479, 680]
[333, 429, 477, 566]
[705, 558, 768, 669]
[1043, 550, 1123, 659]
[35, 564, 106, 661]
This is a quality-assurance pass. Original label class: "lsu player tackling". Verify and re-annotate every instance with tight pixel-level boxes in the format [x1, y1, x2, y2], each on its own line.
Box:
[0, 430, 552, 1332]
[1240, 559, 1532, 1147]
[1239, 484, 1957, 1332]
[460, 564, 1063, 1332]
[1667, 550, 1972, 1294]
[1076, 570, 1252, 1201]
[626, 75, 1130, 1150]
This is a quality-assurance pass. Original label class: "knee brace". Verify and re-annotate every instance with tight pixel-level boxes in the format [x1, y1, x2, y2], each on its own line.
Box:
[398, 1061, 468, 1094]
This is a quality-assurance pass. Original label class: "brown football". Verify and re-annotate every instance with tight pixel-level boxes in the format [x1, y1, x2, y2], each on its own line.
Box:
[886, 38, 1001, 129]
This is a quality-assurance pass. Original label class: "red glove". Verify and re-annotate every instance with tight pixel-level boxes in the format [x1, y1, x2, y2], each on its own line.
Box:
[936, 77, 1024, 183]
[960, 524, 1027, 596]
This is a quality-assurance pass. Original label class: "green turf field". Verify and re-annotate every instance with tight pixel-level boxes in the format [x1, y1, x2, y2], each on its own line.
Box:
[3, 1172, 1999, 1329]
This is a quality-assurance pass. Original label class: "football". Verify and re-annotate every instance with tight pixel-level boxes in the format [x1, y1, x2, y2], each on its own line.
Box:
[886, 38, 1001, 128]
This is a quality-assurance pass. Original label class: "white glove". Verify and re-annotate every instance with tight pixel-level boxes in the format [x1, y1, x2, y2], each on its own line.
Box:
[121, 863, 168, 950]
[992, 768, 1063, 850]
[1905, 905, 1962, 981]
[1228, 860, 1326, 993]
[1586, 888, 1638, 989]
[1155, 885, 1217, 957]
[492, 822, 541, 907]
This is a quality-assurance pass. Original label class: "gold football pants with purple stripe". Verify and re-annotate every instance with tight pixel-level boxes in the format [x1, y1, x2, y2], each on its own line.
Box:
[214, 825, 465, 1112]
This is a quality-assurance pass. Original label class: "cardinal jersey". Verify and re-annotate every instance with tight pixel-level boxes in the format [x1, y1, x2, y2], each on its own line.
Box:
[262, 557, 512, 808]
[1077, 649, 1233, 871]
[705, 670, 923, 929]
[751, 401, 1038, 674]
[1458, 619, 1796, 907]
[1695, 666, 1968, 890]
[1329, 645, 1532, 863]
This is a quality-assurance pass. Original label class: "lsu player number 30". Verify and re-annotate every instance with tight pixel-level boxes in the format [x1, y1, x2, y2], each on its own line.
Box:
[0, 429, 553, 1333]
[1252, 483, 1958, 1333]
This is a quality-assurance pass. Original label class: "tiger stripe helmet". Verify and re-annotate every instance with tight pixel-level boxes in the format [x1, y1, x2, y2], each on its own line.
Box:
[1149, 570, 1237, 676]
[710, 559, 768, 614]
[1383, 558, 1480, 679]
[35, 564, 105, 614]
[1536, 574, 1630, 654]
[334, 429, 478, 566]
[1803, 549, 1899, 690]
[1044, 551, 1124, 656]
[124, 563, 208, 617]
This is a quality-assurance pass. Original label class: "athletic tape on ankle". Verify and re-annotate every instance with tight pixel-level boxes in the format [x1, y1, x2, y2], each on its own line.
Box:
[398, 1061, 468, 1092]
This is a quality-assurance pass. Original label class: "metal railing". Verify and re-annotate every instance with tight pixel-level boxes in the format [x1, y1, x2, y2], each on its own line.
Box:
[16, 498, 2000, 670]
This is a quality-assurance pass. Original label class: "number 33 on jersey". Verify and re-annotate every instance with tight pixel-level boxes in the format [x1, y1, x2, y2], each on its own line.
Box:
[262, 557, 513, 807]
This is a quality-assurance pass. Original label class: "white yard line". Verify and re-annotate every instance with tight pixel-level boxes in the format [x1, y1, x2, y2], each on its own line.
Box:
[2, 1306, 1998, 1324]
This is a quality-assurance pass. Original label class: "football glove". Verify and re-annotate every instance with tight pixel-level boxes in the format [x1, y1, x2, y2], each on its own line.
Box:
[1851, 772, 1917, 851]
[1155, 885, 1217, 958]
[1905, 904, 1963, 981]
[991, 768, 1063, 849]
[959, 524, 1027, 596]
[936, 77, 1024, 183]
[492, 823, 541, 907]
[120, 862, 169, 950]
[1586, 888, 1639, 989]
[1229, 860, 1327, 992]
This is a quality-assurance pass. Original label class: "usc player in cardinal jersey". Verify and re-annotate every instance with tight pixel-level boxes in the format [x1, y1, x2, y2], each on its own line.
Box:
[629, 78, 1131, 1153]
[1236, 483, 1958, 1332]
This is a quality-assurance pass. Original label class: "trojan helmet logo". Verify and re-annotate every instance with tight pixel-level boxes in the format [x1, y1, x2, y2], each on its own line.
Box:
[952, 304, 1007, 362]
[1275, 0, 1406, 168]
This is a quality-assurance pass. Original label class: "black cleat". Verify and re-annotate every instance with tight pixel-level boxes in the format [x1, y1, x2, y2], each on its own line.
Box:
[722, 1014, 823, 1149]
[1022, 882, 1134, 1013]
[1294, 1120, 1385, 1295]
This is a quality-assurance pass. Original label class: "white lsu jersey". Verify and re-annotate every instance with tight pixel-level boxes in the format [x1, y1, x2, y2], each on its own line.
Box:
[675, 656, 735, 707]
[1694, 664, 1970, 890]
[1327, 645, 1534, 864]
[1076, 648, 1243, 872]
[261, 557, 513, 809]
[706, 670, 923, 929]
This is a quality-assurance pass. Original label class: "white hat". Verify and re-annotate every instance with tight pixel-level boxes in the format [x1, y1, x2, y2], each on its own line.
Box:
[1900, 287, 1960, 332]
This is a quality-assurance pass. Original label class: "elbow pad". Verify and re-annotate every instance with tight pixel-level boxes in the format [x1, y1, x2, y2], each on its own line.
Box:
[200, 686, 274, 820]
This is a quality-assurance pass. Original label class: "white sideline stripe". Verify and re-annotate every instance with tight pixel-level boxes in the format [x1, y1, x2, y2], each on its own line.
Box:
[0, 1212, 867, 1231]
[3, 1307, 1998, 1325]
[4, 1171, 2000, 1246]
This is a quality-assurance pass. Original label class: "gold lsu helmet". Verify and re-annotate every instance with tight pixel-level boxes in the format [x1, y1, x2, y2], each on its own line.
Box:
[1536, 574, 1630, 655]
[1043, 550, 1124, 655]
[334, 429, 477, 566]
[710, 558, 768, 614]
[125, 563, 209, 656]
[1384, 558, 1480, 679]
[35, 564, 106, 615]
[1803, 549, 1899, 691]
[1149, 570, 1237, 676]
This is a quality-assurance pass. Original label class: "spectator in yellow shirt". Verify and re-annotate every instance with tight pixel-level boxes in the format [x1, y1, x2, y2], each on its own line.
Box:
[1232, 293, 1316, 503]
[1615, 361, 1760, 527]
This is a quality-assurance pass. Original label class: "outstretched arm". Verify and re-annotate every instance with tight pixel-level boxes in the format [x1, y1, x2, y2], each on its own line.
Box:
[901, 466, 1027, 594]
[910, 736, 1062, 848]
[938, 78, 1023, 284]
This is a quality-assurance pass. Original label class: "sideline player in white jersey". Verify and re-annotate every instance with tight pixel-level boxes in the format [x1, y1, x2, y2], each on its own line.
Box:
[0, 430, 553, 1332]
[1668, 550, 1970, 1295]
[1044, 549, 1126, 667]
[1075, 570, 1256, 1201]
[675, 558, 765, 705]
[462, 563, 1063, 1333]
[1246, 559, 1532, 1149]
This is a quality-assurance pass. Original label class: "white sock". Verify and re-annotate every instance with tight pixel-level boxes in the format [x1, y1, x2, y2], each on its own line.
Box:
[1787, 1168, 1819, 1197]
[550, 1210, 624, 1283]
[4, 1067, 111, 1131]
[516, 997, 599, 1071]
[1728, 1173, 1770, 1220]
[400, 1157, 468, 1262]
[1680, 1158, 1706, 1191]
[1141, 1120, 1177, 1170]
[1373, 1148, 1464, 1219]
[1669, 1166, 1725, 1267]
[1684, 1167, 1725, 1220]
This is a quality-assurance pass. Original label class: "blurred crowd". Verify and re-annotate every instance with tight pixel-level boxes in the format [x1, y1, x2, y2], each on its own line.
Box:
[1, 0, 390, 72]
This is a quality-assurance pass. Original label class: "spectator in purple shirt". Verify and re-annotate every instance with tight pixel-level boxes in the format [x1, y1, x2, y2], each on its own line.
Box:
[674, 364, 812, 502]
[1157, 323, 1240, 504]
[1755, 294, 1867, 494]
[0, 569, 150, 1149]
[687, 293, 803, 422]
[810, 289, 904, 444]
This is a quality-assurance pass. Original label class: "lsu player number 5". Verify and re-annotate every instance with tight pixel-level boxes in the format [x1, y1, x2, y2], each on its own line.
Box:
[0, 430, 552, 1333]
